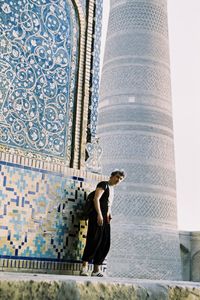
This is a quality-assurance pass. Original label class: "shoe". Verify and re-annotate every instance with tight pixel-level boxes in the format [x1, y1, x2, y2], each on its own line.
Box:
[91, 271, 104, 277]
[80, 267, 89, 276]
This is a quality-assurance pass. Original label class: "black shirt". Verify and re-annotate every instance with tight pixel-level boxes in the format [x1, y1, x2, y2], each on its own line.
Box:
[96, 181, 109, 216]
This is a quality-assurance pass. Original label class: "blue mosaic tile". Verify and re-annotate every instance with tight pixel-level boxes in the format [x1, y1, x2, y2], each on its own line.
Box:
[0, 162, 96, 262]
[0, 1, 79, 159]
[89, 0, 103, 138]
[0, 0, 104, 271]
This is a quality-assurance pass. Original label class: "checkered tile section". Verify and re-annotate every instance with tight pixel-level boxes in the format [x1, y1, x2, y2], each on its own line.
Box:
[0, 161, 102, 273]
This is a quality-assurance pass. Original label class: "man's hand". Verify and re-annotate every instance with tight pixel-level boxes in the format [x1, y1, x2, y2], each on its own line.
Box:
[97, 213, 103, 226]
[107, 213, 112, 224]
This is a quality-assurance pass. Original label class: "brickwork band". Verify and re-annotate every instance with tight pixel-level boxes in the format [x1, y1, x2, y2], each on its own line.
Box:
[98, 0, 182, 279]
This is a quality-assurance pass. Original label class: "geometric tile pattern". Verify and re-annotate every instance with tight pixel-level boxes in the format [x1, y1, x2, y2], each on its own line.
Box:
[0, 161, 96, 263]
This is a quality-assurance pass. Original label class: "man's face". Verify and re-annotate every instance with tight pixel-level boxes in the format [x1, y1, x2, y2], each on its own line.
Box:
[110, 174, 124, 186]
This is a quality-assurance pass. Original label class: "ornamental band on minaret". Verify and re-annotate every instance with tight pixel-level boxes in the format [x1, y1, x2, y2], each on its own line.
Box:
[97, 0, 182, 279]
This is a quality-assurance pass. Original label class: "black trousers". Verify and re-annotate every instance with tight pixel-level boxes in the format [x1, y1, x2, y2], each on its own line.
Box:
[82, 212, 110, 265]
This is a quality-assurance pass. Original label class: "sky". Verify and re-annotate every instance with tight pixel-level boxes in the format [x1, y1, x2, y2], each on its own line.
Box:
[101, 0, 200, 231]
[168, 0, 200, 231]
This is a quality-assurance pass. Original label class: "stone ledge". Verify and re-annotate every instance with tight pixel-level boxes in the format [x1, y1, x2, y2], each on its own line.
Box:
[1, 272, 200, 299]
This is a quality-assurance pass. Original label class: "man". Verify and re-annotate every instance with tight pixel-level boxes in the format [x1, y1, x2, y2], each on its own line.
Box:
[80, 169, 125, 277]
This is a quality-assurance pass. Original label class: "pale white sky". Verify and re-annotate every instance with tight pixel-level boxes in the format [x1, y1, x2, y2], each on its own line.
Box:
[101, 0, 200, 231]
[168, 0, 200, 231]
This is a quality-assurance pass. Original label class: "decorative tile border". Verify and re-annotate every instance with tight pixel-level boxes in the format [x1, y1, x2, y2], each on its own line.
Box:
[89, 0, 103, 139]
[0, 258, 106, 274]
[79, 0, 104, 168]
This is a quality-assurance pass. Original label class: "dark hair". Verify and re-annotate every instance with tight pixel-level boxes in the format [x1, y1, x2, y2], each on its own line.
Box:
[110, 169, 126, 178]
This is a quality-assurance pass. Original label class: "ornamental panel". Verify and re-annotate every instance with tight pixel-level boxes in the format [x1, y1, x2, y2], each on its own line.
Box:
[0, 1, 79, 163]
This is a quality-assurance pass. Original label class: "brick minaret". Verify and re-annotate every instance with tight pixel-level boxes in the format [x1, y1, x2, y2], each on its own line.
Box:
[97, 0, 182, 279]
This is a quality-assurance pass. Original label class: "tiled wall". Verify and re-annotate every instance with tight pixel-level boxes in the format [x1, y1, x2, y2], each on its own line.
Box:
[0, 0, 104, 274]
[0, 0, 79, 163]
[0, 160, 105, 273]
[0, 0, 103, 168]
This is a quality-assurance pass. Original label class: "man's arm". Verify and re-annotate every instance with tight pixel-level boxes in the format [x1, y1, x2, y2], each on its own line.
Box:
[93, 188, 104, 226]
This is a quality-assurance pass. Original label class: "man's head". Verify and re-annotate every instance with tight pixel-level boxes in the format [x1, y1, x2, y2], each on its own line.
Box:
[109, 169, 126, 186]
